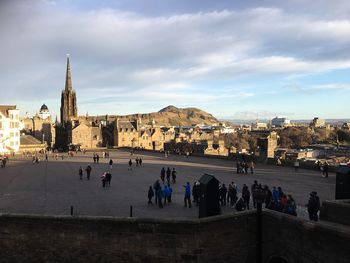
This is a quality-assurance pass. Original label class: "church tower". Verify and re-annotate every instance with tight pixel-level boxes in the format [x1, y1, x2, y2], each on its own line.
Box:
[60, 55, 77, 124]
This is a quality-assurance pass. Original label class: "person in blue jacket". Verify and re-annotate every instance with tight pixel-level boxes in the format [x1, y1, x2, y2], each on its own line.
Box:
[184, 182, 192, 208]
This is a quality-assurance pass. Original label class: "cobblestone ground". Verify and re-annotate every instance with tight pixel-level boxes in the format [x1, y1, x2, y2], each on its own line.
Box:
[0, 149, 334, 219]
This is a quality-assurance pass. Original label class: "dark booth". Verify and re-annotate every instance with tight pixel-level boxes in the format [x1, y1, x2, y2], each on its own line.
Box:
[199, 173, 220, 218]
[336, 165, 350, 200]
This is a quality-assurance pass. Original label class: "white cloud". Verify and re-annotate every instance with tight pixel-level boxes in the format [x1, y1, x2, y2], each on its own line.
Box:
[1, 1, 350, 116]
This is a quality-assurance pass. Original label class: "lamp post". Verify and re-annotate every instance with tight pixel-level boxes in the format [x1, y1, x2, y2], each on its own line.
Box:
[252, 188, 266, 263]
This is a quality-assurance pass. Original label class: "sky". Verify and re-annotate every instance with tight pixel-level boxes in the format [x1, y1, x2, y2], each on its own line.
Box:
[1, 0, 350, 120]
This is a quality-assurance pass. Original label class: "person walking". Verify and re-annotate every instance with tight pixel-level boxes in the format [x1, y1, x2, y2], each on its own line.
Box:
[101, 172, 106, 188]
[105, 172, 112, 187]
[79, 166, 83, 180]
[85, 164, 92, 180]
[160, 167, 166, 183]
[128, 159, 133, 171]
[109, 159, 113, 170]
[250, 161, 255, 174]
[148, 186, 154, 205]
[171, 168, 177, 183]
[153, 180, 161, 205]
[322, 161, 329, 178]
[167, 183, 173, 203]
[251, 180, 259, 208]
[184, 182, 192, 208]
[307, 191, 320, 221]
[242, 184, 251, 210]
[136, 157, 139, 166]
[139, 157, 142, 166]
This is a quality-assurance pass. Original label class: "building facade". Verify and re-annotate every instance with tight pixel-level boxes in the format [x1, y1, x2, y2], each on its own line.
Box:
[71, 123, 102, 149]
[0, 105, 20, 154]
[21, 104, 55, 147]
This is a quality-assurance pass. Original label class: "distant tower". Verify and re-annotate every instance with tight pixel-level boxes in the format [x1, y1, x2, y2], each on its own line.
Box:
[39, 103, 51, 120]
[60, 54, 78, 123]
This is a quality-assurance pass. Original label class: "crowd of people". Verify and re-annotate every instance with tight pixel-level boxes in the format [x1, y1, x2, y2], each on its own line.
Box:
[236, 161, 255, 174]
[146, 177, 320, 220]
[147, 167, 178, 208]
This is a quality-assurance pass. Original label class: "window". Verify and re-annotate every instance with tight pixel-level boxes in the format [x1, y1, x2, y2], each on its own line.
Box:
[119, 128, 122, 132]
[10, 132, 14, 137]
[126, 128, 128, 132]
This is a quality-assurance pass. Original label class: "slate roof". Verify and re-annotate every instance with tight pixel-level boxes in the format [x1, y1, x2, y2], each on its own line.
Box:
[0, 105, 16, 117]
[20, 135, 43, 145]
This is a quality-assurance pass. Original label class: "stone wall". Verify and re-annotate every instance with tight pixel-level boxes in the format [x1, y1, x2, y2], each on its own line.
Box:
[320, 199, 350, 226]
[1, 210, 350, 263]
[262, 209, 350, 263]
[0, 212, 257, 263]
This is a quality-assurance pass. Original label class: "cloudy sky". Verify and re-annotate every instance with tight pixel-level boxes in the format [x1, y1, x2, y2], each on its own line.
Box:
[1, 0, 350, 120]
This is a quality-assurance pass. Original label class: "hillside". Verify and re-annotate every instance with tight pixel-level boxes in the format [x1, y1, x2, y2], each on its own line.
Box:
[85, 105, 219, 126]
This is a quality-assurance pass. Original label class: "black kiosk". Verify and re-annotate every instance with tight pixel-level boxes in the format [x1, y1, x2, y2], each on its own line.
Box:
[336, 165, 350, 199]
[199, 173, 220, 218]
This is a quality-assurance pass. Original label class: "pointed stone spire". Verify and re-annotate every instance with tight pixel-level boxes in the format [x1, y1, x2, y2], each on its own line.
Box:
[65, 54, 72, 91]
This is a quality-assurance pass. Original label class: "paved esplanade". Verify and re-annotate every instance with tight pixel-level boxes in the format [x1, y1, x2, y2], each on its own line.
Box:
[0, 149, 334, 219]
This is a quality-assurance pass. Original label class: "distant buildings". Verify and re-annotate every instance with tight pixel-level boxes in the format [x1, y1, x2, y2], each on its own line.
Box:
[271, 117, 291, 128]
[310, 117, 326, 128]
[21, 104, 55, 147]
[0, 105, 20, 154]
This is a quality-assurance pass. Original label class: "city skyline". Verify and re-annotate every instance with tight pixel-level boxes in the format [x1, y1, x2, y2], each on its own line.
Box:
[1, 0, 350, 120]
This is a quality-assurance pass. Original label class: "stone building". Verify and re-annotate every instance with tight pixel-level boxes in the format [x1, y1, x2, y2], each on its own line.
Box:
[19, 135, 46, 154]
[310, 117, 326, 128]
[257, 131, 279, 160]
[71, 123, 102, 149]
[55, 55, 79, 150]
[21, 104, 55, 147]
[0, 105, 20, 154]
[114, 119, 139, 148]
[150, 127, 165, 151]
[204, 139, 229, 156]
[60, 55, 77, 124]
[139, 129, 152, 149]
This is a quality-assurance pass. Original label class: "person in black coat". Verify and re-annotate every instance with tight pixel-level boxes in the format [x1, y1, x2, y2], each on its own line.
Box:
[148, 186, 154, 205]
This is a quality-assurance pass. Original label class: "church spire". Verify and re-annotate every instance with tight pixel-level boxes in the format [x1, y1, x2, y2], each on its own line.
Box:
[65, 54, 73, 91]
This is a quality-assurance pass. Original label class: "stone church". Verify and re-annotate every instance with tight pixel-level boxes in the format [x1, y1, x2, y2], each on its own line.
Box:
[55, 55, 102, 150]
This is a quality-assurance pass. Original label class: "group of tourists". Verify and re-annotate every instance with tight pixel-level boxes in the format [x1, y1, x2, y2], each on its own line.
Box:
[92, 153, 100, 163]
[236, 161, 255, 174]
[128, 157, 143, 170]
[228, 181, 297, 216]
[148, 180, 173, 208]
[78, 164, 92, 180]
[101, 172, 112, 188]
[147, 167, 178, 208]
[160, 167, 177, 184]
[315, 160, 329, 178]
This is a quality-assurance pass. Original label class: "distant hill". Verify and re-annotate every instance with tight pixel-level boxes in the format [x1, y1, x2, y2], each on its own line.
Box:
[84, 105, 219, 126]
